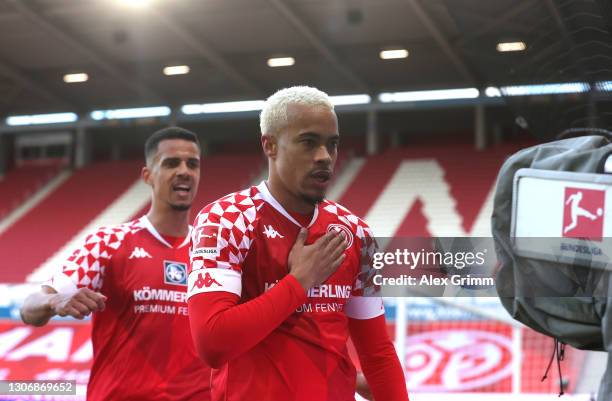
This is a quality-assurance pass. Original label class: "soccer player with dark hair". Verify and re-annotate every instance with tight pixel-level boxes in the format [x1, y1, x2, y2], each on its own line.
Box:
[188, 87, 409, 401]
[21, 126, 211, 401]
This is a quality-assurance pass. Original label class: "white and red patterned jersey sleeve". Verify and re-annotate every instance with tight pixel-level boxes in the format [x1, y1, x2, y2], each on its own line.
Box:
[46, 222, 138, 294]
[341, 211, 385, 320]
[188, 192, 257, 299]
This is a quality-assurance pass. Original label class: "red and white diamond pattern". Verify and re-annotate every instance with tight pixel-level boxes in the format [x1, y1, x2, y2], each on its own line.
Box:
[191, 188, 263, 274]
[322, 200, 379, 296]
[191, 187, 380, 297]
[57, 219, 144, 290]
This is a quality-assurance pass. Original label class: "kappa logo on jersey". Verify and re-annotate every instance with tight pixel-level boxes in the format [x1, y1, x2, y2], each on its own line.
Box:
[192, 224, 221, 257]
[263, 225, 284, 239]
[164, 261, 187, 286]
[190, 272, 221, 290]
[562, 187, 605, 241]
[129, 247, 152, 259]
[326, 224, 353, 248]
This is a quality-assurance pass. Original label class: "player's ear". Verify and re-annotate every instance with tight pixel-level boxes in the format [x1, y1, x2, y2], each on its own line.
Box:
[141, 166, 152, 185]
[261, 134, 277, 158]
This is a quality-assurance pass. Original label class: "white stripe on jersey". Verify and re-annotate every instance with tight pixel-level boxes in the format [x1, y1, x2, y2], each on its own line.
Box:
[344, 296, 385, 320]
[187, 268, 242, 298]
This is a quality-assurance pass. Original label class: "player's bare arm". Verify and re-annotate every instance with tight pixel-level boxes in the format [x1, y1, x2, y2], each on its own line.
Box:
[21, 286, 106, 326]
[288, 228, 348, 291]
[356, 372, 374, 400]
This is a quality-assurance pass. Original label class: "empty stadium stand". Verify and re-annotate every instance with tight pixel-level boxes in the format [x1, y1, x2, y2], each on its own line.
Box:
[339, 144, 524, 237]
[0, 160, 142, 283]
[0, 163, 64, 220]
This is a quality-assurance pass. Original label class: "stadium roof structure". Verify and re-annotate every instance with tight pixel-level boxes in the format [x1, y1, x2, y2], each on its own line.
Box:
[0, 0, 610, 119]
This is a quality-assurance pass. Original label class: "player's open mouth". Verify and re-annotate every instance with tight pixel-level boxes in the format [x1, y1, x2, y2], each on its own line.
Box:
[310, 170, 331, 184]
[173, 184, 191, 194]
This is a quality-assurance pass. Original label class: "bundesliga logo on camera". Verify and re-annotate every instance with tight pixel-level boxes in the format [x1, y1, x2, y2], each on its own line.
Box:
[562, 187, 605, 241]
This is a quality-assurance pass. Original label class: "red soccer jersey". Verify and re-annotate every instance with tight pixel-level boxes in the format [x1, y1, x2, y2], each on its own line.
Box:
[188, 182, 383, 401]
[48, 216, 211, 401]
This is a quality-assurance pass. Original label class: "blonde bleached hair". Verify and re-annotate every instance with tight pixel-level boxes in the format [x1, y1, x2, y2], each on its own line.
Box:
[259, 86, 334, 136]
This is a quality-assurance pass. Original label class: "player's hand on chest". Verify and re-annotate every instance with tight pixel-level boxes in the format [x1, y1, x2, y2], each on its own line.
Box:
[250, 218, 358, 291]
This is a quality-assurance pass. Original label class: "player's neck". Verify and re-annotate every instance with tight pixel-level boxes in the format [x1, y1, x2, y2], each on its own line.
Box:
[265, 177, 315, 214]
[146, 206, 190, 237]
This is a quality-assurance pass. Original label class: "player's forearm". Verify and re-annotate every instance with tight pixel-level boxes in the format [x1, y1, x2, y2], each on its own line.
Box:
[359, 343, 408, 401]
[349, 315, 410, 401]
[20, 292, 56, 327]
[188, 274, 306, 368]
